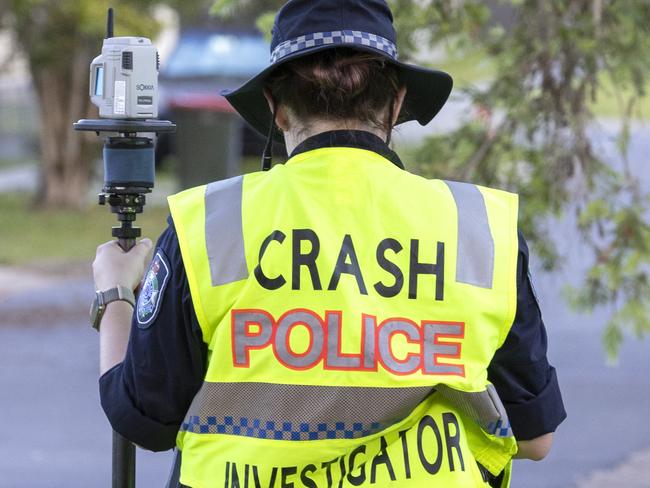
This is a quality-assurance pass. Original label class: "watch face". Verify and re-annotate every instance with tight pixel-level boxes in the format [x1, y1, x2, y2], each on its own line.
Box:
[90, 296, 103, 329]
[90, 299, 99, 322]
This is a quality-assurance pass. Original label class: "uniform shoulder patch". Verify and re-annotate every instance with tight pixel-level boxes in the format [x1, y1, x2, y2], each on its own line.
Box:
[136, 249, 171, 329]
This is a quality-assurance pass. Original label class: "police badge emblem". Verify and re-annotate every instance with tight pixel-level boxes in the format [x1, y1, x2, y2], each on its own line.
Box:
[137, 250, 171, 329]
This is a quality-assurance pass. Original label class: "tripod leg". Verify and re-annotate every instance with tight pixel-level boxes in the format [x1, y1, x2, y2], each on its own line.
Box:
[113, 431, 136, 488]
[114, 237, 136, 487]
[107, 203, 142, 486]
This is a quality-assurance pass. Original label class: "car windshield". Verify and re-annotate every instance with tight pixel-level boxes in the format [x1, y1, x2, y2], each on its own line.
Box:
[163, 32, 269, 78]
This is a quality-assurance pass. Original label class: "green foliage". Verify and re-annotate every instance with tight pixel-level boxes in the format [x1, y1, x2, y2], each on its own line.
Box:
[448, 0, 650, 358]
[256, 12, 277, 39]
[164, 0, 215, 25]
[403, 0, 650, 358]
[602, 322, 624, 364]
[3, 0, 162, 67]
[211, 0, 283, 35]
[211, 0, 650, 359]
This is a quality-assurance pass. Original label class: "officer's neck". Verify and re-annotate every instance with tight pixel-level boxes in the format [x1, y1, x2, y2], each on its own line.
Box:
[283, 119, 387, 155]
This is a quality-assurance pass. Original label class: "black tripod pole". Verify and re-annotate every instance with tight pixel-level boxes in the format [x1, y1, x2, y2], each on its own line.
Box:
[106, 192, 150, 488]
[73, 118, 176, 488]
[115, 223, 136, 488]
[109, 199, 144, 488]
[113, 431, 136, 488]
[118, 238, 137, 252]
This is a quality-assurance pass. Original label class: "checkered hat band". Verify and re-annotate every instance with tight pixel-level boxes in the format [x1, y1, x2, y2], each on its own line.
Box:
[270, 30, 398, 63]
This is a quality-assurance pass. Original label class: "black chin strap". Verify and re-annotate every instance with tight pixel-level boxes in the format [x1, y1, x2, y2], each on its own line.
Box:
[262, 105, 278, 172]
[385, 97, 396, 146]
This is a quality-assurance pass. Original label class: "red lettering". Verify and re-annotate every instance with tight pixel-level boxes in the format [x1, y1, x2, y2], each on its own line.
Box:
[230, 309, 465, 377]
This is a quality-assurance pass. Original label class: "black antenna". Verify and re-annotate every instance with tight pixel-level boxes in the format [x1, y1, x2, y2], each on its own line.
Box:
[106, 8, 114, 39]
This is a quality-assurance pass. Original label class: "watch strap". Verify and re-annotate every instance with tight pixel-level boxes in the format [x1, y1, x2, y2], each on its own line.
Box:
[91, 285, 136, 331]
[100, 286, 136, 307]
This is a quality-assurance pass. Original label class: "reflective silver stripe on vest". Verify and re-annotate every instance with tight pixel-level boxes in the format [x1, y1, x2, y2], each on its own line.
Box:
[180, 382, 513, 440]
[181, 382, 433, 440]
[205, 176, 249, 286]
[444, 181, 495, 289]
[436, 383, 513, 437]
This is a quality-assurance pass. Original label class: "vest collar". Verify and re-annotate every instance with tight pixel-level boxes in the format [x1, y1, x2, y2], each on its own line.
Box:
[289, 130, 405, 169]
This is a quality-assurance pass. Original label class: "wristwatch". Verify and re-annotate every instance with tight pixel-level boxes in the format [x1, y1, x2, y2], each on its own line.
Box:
[90, 285, 136, 331]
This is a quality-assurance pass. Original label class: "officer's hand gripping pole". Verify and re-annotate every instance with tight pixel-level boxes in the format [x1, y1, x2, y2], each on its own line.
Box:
[73, 8, 176, 488]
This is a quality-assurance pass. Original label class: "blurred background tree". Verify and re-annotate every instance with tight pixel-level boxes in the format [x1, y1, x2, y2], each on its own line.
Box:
[0, 0, 271, 210]
[1, 0, 164, 208]
[213, 0, 650, 359]
[400, 0, 650, 361]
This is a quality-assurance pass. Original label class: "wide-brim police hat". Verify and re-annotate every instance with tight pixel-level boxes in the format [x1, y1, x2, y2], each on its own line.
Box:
[222, 0, 453, 142]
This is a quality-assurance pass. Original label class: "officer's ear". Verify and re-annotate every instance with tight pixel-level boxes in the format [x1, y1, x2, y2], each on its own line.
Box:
[391, 86, 407, 127]
[263, 89, 290, 132]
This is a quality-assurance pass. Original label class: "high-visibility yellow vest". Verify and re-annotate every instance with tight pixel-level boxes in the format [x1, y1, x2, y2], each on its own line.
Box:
[168, 147, 519, 488]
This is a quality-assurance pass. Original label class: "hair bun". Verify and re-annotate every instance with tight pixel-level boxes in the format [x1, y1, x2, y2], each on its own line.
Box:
[267, 48, 399, 130]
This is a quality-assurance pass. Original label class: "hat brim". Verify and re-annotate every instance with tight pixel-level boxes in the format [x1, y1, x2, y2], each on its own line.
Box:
[221, 44, 453, 143]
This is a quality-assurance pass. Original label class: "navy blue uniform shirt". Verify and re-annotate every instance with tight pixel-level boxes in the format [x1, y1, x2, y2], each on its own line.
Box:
[100, 131, 566, 452]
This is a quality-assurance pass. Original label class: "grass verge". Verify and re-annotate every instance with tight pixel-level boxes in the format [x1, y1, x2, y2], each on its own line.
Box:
[0, 193, 170, 267]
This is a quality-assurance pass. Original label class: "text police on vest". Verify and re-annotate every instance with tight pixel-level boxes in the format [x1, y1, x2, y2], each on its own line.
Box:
[232, 308, 465, 376]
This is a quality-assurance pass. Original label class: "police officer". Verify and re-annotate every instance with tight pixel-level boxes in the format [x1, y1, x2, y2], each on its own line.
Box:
[93, 1, 566, 486]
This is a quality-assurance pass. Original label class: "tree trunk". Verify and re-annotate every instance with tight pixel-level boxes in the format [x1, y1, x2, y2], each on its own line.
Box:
[30, 45, 97, 209]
